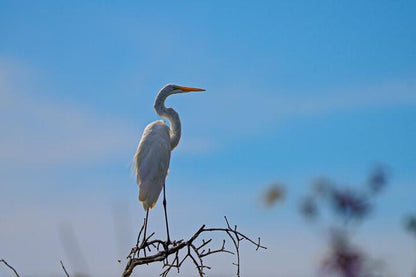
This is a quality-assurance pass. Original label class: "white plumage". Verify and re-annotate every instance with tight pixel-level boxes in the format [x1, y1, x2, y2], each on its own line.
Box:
[134, 120, 171, 210]
[133, 84, 205, 213]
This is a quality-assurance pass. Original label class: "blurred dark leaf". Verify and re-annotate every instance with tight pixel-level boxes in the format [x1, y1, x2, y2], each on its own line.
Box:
[300, 197, 318, 220]
[367, 165, 388, 194]
[404, 215, 416, 237]
[330, 188, 371, 222]
[263, 183, 286, 207]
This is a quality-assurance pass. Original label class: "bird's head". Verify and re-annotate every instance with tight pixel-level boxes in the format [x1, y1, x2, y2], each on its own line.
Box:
[154, 83, 206, 114]
[162, 83, 206, 94]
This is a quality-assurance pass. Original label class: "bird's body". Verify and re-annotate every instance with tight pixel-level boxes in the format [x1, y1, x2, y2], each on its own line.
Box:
[133, 84, 205, 215]
[134, 120, 171, 210]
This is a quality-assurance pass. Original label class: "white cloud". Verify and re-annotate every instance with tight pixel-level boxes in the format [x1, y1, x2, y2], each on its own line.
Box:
[0, 92, 137, 165]
[274, 80, 416, 117]
[0, 61, 138, 166]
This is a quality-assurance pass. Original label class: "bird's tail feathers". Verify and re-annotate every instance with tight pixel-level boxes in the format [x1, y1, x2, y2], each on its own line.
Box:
[139, 181, 163, 210]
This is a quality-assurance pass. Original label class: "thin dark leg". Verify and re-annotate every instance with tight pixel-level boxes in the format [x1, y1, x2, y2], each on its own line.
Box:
[142, 209, 149, 257]
[163, 184, 171, 244]
[142, 209, 149, 245]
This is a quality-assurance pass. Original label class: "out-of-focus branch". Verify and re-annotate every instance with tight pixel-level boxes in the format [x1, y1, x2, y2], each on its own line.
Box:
[0, 259, 20, 277]
[122, 216, 266, 277]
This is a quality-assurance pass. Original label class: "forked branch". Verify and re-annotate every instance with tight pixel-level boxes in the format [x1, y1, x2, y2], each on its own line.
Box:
[122, 216, 266, 277]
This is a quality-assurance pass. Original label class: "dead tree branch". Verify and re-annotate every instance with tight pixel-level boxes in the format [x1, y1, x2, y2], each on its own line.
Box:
[0, 259, 20, 277]
[60, 260, 70, 277]
[122, 216, 266, 277]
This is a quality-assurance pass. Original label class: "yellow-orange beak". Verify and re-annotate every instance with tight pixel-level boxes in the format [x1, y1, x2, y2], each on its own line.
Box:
[175, 85, 206, 92]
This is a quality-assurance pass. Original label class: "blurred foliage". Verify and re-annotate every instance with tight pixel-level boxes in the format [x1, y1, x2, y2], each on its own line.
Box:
[299, 196, 318, 219]
[404, 214, 416, 238]
[367, 166, 388, 195]
[322, 230, 365, 277]
[300, 165, 389, 277]
[262, 183, 286, 207]
[321, 229, 388, 277]
[300, 165, 388, 225]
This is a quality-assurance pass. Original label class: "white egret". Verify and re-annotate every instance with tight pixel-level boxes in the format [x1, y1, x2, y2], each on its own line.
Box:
[134, 84, 205, 243]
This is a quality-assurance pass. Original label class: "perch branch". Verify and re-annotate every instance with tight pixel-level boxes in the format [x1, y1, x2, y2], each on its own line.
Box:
[122, 216, 266, 277]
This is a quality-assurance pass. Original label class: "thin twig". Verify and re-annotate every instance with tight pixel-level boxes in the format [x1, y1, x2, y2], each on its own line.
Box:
[59, 260, 70, 277]
[0, 259, 20, 277]
[60, 260, 70, 277]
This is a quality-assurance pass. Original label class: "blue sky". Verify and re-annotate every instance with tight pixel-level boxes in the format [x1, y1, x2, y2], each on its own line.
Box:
[1, 1, 415, 276]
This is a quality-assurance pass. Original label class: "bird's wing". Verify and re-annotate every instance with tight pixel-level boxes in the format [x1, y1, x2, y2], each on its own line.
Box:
[134, 120, 171, 210]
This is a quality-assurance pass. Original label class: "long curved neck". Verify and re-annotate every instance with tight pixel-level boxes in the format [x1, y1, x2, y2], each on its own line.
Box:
[154, 89, 181, 150]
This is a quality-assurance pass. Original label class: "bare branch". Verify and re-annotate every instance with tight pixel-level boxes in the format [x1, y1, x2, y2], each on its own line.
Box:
[0, 259, 20, 277]
[60, 260, 70, 277]
[122, 216, 266, 277]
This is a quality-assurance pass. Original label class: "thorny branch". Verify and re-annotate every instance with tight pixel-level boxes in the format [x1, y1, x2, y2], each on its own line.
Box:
[0, 259, 20, 277]
[122, 216, 266, 277]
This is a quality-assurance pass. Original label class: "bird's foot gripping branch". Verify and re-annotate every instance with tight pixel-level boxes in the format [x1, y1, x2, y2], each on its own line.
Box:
[122, 216, 266, 277]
